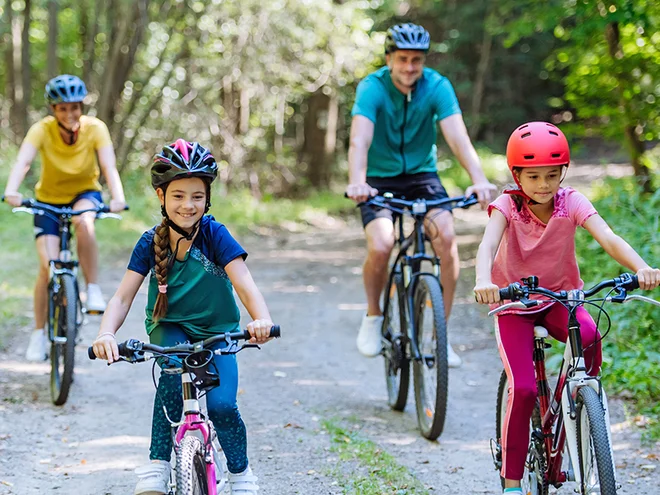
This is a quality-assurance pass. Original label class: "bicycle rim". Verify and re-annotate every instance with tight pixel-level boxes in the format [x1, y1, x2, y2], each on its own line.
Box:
[412, 276, 447, 440]
[576, 387, 617, 495]
[176, 436, 210, 495]
[50, 274, 77, 406]
[383, 273, 410, 411]
[495, 371, 548, 495]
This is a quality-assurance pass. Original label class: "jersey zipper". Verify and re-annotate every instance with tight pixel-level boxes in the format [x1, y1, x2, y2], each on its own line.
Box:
[400, 92, 410, 175]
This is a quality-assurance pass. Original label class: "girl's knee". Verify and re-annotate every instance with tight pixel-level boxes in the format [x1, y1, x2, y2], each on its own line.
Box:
[208, 401, 240, 422]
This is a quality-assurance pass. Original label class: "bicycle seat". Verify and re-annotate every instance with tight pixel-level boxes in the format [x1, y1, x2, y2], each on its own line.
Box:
[534, 326, 549, 338]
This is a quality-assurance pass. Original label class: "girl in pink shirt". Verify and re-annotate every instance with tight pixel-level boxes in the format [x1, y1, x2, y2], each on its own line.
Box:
[473, 121, 660, 495]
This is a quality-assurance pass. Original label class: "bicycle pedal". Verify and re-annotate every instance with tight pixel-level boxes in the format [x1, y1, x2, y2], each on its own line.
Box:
[53, 336, 67, 344]
[85, 309, 104, 316]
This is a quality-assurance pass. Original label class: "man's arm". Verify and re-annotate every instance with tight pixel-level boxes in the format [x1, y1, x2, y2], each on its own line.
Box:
[440, 114, 497, 207]
[346, 115, 378, 203]
[97, 145, 127, 212]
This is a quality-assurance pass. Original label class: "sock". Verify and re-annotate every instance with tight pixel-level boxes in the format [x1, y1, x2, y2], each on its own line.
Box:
[503, 488, 523, 494]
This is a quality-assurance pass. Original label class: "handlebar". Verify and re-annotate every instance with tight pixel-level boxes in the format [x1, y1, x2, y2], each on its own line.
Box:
[345, 192, 478, 215]
[489, 274, 648, 316]
[3, 196, 129, 217]
[88, 325, 281, 361]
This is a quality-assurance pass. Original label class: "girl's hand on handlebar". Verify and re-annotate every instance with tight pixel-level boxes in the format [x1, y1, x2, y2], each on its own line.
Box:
[92, 333, 119, 363]
[247, 319, 275, 344]
[636, 267, 660, 291]
[474, 282, 501, 305]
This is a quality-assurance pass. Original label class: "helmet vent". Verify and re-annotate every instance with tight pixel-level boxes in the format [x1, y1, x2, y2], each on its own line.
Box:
[548, 131, 559, 136]
[524, 154, 535, 160]
[521, 132, 531, 139]
[551, 153, 561, 158]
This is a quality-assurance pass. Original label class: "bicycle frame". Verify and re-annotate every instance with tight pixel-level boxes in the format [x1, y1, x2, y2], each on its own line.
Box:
[385, 206, 440, 362]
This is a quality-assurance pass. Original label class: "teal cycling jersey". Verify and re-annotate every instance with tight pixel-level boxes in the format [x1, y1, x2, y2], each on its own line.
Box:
[351, 66, 461, 177]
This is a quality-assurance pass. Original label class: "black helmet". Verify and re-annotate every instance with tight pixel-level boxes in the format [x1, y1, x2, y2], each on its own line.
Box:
[45, 75, 88, 104]
[384, 23, 430, 54]
[151, 139, 218, 190]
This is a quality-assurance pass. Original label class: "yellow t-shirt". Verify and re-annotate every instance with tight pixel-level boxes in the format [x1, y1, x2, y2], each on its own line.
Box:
[24, 115, 113, 204]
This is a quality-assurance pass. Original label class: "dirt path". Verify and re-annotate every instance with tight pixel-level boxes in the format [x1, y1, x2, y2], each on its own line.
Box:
[1, 172, 658, 494]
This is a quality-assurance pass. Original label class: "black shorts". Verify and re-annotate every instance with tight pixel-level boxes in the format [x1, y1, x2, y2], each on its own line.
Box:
[33, 190, 103, 238]
[359, 172, 451, 228]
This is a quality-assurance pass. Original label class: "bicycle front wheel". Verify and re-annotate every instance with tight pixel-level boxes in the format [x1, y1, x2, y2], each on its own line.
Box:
[412, 275, 447, 440]
[496, 370, 548, 495]
[176, 435, 210, 495]
[383, 272, 410, 411]
[50, 273, 78, 406]
[576, 386, 617, 495]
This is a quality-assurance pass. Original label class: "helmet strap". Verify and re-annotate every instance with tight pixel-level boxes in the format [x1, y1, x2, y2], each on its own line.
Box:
[57, 121, 78, 145]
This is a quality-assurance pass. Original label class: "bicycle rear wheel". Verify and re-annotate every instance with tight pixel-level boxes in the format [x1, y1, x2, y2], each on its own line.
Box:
[383, 273, 409, 411]
[412, 275, 447, 440]
[576, 386, 617, 495]
[50, 273, 78, 406]
[495, 370, 548, 495]
[176, 435, 210, 495]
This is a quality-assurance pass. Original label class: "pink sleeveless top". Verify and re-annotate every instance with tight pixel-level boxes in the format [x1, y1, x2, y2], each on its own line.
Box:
[488, 187, 598, 312]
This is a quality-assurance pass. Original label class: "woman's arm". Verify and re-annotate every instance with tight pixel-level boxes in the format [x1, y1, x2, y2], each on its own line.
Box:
[474, 209, 508, 304]
[92, 270, 145, 362]
[225, 257, 273, 344]
[97, 145, 127, 212]
[583, 214, 660, 290]
[3, 142, 38, 205]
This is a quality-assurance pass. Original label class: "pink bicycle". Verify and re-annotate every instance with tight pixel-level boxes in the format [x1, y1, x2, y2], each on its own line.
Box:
[88, 326, 280, 495]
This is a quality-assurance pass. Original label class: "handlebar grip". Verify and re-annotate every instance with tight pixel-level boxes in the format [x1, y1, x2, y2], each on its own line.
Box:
[88, 346, 96, 360]
[628, 275, 640, 291]
[499, 287, 513, 301]
[245, 325, 281, 340]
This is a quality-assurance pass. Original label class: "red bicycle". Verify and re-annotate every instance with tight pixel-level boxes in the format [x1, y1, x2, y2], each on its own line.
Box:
[490, 274, 659, 495]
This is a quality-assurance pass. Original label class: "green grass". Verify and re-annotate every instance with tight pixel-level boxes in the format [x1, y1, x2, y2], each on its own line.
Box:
[322, 419, 430, 495]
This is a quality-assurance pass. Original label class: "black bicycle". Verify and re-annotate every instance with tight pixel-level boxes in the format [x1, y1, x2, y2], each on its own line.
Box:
[358, 193, 477, 440]
[4, 197, 124, 405]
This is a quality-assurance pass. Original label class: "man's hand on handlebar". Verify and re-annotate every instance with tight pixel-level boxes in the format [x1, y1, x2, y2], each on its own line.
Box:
[345, 183, 378, 204]
[465, 181, 497, 209]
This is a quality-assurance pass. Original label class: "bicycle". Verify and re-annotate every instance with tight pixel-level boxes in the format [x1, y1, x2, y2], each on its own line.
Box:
[88, 325, 281, 495]
[490, 273, 660, 495]
[3, 196, 124, 405]
[355, 193, 477, 440]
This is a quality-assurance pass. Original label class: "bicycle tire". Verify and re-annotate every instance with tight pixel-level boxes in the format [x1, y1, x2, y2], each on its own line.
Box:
[576, 386, 617, 495]
[176, 435, 209, 495]
[412, 275, 447, 440]
[495, 370, 548, 495]
[50, 273, 78, 406]
[383, 272, 410, 411]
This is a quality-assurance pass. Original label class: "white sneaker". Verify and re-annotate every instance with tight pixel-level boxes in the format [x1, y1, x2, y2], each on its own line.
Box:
[228, 465, 259, 494]
[356, 315, 384, 357]
[134, 460, 170, 495]
[447, 342, 462, 368]
[25, 329, 48, 361]
[86, 283, 107, 313]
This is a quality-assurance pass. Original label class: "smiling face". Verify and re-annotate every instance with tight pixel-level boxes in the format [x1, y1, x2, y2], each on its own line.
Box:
[514, 166, 563, 204]
[52, 102, 83, 131]
[157, 177, 208, 231]
[386, 50, 425, 92]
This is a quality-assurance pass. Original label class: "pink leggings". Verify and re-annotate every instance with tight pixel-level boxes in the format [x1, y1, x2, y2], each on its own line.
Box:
[496, 304, 602, 481]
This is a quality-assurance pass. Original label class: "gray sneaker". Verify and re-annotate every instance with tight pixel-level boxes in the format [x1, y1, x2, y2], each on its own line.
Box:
[356, 315, 384, 357]
[25, 329, 47, 361]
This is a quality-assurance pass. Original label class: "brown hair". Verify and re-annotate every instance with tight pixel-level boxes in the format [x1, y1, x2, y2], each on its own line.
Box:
[152, 217, 170, 322]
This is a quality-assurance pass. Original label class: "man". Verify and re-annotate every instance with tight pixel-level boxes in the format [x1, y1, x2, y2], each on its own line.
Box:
[3, 74, 127, 361]
[346, 23, 497, 366]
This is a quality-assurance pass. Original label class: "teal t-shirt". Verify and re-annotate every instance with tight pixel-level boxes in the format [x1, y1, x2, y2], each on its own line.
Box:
[127, 215, 247, 340]
[351, 66, 461, 177]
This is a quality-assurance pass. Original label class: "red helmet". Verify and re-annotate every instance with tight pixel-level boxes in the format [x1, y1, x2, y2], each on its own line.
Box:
[506, 122, 570, 172]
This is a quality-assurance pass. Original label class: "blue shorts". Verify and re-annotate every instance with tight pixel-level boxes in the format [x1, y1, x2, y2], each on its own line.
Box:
[34, 190, 103, 239]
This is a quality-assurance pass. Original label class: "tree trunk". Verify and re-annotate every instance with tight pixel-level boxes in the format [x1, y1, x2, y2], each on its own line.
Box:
[302, 90, 335, 189]
[16, 0, 32, 136]
[604, 22, 652, 192]
[274, 91, 286, 154]
[47, 0, 58, 79]
[2, 0, 17, 141]
[469, 11, 493, 139]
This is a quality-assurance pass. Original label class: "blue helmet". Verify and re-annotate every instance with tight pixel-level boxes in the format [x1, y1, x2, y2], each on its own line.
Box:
[45, 75, 88, 105]
[384, 23, 430, 54]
